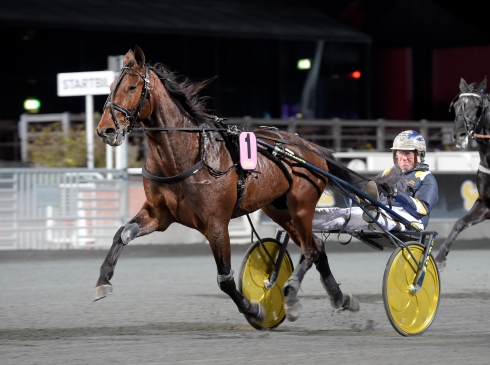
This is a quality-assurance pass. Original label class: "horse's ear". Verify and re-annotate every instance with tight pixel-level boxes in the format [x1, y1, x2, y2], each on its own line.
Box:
[459, 78, 468, 92]
[123, 49, 134, 67]
[133, 46, 146, 67]
[479, 76, 487, 92]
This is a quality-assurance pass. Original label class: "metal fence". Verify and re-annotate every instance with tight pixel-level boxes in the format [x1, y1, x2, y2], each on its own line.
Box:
[222, 118, 458, 152]
[17, 114, 462, 168]
[0, 168, 128, 250]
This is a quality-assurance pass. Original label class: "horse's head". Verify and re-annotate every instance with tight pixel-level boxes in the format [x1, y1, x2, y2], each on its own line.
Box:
[97, 46, 153, 146]
[450, 77, 489, 149]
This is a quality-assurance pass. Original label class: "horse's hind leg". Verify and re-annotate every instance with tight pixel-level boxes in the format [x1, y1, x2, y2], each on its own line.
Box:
[315, 247, 360, 312]
[282, 253, 311, 321]
[312, 235, 359, 311]
[94, 207, 161, 301]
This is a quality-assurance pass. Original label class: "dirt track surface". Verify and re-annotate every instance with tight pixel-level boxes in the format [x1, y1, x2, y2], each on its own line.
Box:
[1, 242, 490, 365]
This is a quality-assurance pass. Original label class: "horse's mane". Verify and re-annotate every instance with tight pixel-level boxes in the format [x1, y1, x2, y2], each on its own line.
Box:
[150, 62, 215, 123]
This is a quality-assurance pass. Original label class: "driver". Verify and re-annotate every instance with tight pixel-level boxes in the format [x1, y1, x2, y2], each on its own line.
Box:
[313, 130, 439, 232]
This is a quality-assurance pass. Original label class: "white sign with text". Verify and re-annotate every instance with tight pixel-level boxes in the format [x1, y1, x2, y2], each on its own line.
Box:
[57, 71, 116, 96]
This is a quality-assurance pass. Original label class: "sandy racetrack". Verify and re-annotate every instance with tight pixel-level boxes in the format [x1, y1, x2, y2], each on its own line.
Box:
[1, 242, 489, 364]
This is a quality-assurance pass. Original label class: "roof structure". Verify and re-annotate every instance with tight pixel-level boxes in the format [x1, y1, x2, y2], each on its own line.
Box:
[2, 0, 371, 43]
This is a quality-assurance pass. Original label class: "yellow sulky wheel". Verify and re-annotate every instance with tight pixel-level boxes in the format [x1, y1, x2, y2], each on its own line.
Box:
[238, 238, 294, 330]
[383, 242, 440, 336]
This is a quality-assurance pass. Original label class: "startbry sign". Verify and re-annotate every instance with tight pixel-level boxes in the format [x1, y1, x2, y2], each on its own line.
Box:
[56, 70, 117, 169]
[57, 71, 116, 96]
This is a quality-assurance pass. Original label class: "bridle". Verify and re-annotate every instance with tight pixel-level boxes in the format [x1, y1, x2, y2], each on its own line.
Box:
[451, 92, 489, 139]
[104, 64, 152, 137]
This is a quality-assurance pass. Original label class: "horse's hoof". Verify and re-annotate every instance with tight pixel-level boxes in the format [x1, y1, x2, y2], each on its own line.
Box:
[436, 260, 447, 272]
[254, 303, 266, 322]
[327, 288, 343, 309]
[342, 293, 360, 312]
[284, 300, 302, 322]
[94, 284, 113, 302]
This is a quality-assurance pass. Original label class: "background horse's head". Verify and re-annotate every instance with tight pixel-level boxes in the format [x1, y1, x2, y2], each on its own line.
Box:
[97, 46, 152, 146]
[450, 77, 489, 148]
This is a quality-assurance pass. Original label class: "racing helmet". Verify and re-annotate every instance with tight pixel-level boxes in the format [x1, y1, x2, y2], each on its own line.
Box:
[391, 130, 426, 165]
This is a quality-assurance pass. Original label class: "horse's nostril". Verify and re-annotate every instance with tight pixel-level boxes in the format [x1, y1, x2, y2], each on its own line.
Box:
[454, 133, 467, 141]
[98, 128, 116, 137]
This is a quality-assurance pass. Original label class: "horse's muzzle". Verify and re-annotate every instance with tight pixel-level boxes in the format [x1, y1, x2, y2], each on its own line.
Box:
[453, 134, 468, 149]
[97, 127, 124, 146]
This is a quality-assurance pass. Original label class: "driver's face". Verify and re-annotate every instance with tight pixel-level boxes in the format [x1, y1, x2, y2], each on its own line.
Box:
[396, 150, 416, 171]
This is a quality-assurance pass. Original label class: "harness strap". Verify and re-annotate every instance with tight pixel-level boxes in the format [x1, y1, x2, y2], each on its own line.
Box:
[478, 164, 490, 175]
[142, 161, 204, 183]
[208, 117, 246, 217]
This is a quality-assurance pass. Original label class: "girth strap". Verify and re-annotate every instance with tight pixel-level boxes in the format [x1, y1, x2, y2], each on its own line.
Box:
[142, 161, 204, 183]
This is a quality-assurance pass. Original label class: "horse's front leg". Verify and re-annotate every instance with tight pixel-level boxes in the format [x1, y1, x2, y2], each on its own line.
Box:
[435, 199, 490, 271]
[206, 225, 265, 322]
[94, 206, 164, 301]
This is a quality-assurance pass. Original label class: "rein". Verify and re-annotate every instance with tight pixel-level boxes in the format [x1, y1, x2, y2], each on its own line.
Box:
[135, 126, 229, 132]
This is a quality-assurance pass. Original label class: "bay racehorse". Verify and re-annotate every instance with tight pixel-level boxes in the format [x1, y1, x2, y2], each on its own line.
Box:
[435, 77, 490, 271]
[94, 46, 362, 326]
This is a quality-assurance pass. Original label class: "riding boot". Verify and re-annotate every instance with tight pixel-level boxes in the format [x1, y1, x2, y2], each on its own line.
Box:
[362, 180, 380, 223]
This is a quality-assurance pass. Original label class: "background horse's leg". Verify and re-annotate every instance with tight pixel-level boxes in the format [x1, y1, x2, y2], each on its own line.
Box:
[206, 224, 265, 321]
[313, 236, 360, 311]
[94, 206, 162, 301]
[435, 199, 490, 271]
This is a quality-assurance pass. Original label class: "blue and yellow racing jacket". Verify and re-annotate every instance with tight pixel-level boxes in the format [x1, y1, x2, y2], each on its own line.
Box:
[377, 163, 439, 229]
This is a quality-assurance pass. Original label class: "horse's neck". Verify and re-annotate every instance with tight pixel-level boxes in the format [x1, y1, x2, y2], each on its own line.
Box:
[477, 144, 490, 169]
[145, 87, 201, 173]
[477, 116, 490, 168]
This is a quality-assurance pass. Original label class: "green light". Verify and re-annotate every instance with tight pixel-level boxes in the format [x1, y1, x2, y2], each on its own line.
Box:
[297, 59, 311, 70]
[24, 98, 41, 112]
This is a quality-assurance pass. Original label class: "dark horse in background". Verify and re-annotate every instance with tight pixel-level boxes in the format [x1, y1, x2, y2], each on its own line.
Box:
[94, 46, 362, 325]
[435, 77, 490, 271]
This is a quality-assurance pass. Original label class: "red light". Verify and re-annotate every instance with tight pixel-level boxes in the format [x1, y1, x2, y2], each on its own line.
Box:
[350, 71, 361, 79]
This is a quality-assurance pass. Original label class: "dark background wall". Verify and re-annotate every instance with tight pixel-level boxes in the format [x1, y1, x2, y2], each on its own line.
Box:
[1, 1, 490, 125]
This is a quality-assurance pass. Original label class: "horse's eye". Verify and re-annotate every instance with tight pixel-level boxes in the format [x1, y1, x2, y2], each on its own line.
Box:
[129, 85, 137, 91]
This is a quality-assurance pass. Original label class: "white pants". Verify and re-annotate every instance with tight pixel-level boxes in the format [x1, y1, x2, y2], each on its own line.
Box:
[312, 206, 424, 232]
